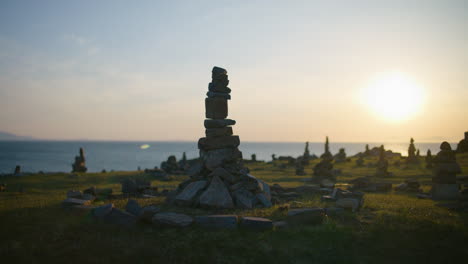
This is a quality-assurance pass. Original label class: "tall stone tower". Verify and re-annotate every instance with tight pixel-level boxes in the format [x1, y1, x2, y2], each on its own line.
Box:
[171, 67, 271, 209]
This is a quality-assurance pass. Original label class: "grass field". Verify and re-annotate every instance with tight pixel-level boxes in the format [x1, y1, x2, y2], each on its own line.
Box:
[1, 154, 467, 263]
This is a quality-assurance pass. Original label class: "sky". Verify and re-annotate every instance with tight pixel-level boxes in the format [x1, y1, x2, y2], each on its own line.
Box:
[0, 0, 467, 142]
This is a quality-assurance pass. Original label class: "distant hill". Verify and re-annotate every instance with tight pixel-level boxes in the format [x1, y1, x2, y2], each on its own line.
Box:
[0, 131, 35, 141]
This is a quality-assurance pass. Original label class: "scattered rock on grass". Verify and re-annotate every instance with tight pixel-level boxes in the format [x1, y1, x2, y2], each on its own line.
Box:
[152, 212, 193, 227]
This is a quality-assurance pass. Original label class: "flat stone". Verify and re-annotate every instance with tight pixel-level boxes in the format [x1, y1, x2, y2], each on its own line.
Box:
[232, 188, 255, 209]
[256, 193, 272, 207]
[152, 212, 193, 227]
[175, 180, 207, 205]
[204, 119, 236, 129]
[198, 136, 240, 151]
[207, 91, 231, 100]
[205, 97, 228, 119]
[199, 175, 234, 209]
[258, 179, 271, 200]
[102, 208, 137, 227]
[93, 203, 114, 218]
[62, 198, 91, 207]
[432, 184, 459, 200]
[208, 82, 231, 93]
[139, 205, 161, 222]
[209, 167, 237, 184]
[336, 198, 360, 212]
[212, 66, 227, 77]
[240, 217, 273, 230]
[195, 215, 238, 229]
[67, 190, 82, 198]
[287, 208, 325, 225]
[125, 199, 142, 216]
[205, 127, 233, 138]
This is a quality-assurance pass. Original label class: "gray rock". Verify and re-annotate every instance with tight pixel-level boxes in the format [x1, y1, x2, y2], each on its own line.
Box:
[212, 66, 227, 76]
[336, 198, 360, 212]
[121, 178, 138, 194]
[209, 167, 237, 184]
[432, 184, 459, 200]
[256, 193, 272, 207]
[198, 136, 240, 151]
[82, 193, 96, 201]
[67, 190, 82, 198]
[102, 208, 137, 227]
[186, 162, 204, 178]
[139, 205, 160, 222]
[204, 119, 236, 129]
[201, 148, 242, 170]
[258, 180, 271, 200]
[232, 188, 255, 209]
[199, 175, 234, 209]
[240, 217, 273, 230]
[287, 208, 325, 225]
[62, 198, 91, 207]
[195, 215, 238, 229]
[152, 212, 193, 227]
[208, 83, 231, 93]
[325, 207, 345, 216]
[206, 91, 231, 100]
[175, 180, 207, 205]
[205, 127, 233, 138]
[93, 203, 114, 218]
[125, 199, 142, 216]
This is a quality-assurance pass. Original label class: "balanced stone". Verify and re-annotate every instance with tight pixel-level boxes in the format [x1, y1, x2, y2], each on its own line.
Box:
[205, 127, 233, 138]
[208, 83, 231, 93]
[198, 136, 240, 151]
[200, 147, 243, 170]
[207, 91, 231, 100]
[204, 119, 236, 128]
[205, 97, 228, 119]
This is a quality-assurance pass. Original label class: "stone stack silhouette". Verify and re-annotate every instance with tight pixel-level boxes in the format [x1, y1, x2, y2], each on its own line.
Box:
[171, 67, 271, 209]
[72, 148, 87, 173]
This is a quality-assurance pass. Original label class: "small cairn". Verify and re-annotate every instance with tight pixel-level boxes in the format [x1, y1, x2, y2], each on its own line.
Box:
[334, 148, 347, 163]
[295, 158, 306, 176]
[271, 154, 276, 161]
[169, 67, 271, 209]
[375, 145, 392, 177]
[161, 155, 183, 174]
[406, 138, 419, 164]
[425, 149, 433, 169]
[14, 165, 21, 176]
[251, 154, 257, 162]
[313, 150, 335, 183]
[432, 142, 461, 200]
[302, 142, 311, 165]
[320, 136, 333, 159]
[456, 131, 468, 153]
[364, 144, 371, 156]
[72, 148, 87, 173]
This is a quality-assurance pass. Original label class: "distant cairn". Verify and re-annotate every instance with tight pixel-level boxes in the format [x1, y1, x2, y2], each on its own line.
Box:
[406, 138, 419, 164]
[169, 67, 272, 209]
[456, 131, 468, 153]
[432, 142, 462, 200]
[72, 148, 87, 173]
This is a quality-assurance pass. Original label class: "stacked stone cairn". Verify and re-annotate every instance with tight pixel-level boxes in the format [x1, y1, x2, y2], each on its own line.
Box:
[406, 138, 419, 164]
[161, 155, 183, 174]
[456, 132, 468, 153]
[313, 137, 335, 183]
[302, 142, 311, 165]
[334, 148, 347, 163]
[295, 158, 306, 176]
[375, 145, 392, 177]
[425, 149, 433, 169]
[170, 67, 272, 209]
[72, 148, 87, 173]
[432, 142, 461, 200]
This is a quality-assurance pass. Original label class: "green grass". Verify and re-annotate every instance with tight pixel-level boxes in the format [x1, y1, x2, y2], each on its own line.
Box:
[1, 154, 467, 263]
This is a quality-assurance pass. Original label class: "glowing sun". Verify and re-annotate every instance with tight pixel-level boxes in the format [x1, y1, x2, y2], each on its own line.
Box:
[362, 72, 425, 121]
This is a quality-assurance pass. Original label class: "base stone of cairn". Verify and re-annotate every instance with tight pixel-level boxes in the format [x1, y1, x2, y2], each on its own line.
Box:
[170, 67, 271, 209]
[431, 142, 461, 200]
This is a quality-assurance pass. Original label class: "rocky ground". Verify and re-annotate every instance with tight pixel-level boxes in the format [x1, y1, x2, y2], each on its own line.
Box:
[0, 153, 467, 263]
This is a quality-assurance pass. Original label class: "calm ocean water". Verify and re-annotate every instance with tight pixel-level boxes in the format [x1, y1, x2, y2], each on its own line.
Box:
[0, 141, 455, 173]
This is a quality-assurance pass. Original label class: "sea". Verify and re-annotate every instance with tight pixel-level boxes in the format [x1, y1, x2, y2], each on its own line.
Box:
[0, 141, 455, 174]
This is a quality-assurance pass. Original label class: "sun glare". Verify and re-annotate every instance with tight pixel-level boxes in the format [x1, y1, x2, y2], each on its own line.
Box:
[362, 72, 425, 122]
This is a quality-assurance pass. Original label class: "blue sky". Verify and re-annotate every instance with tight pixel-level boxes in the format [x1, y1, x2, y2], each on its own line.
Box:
[0, 0, 467, 142]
